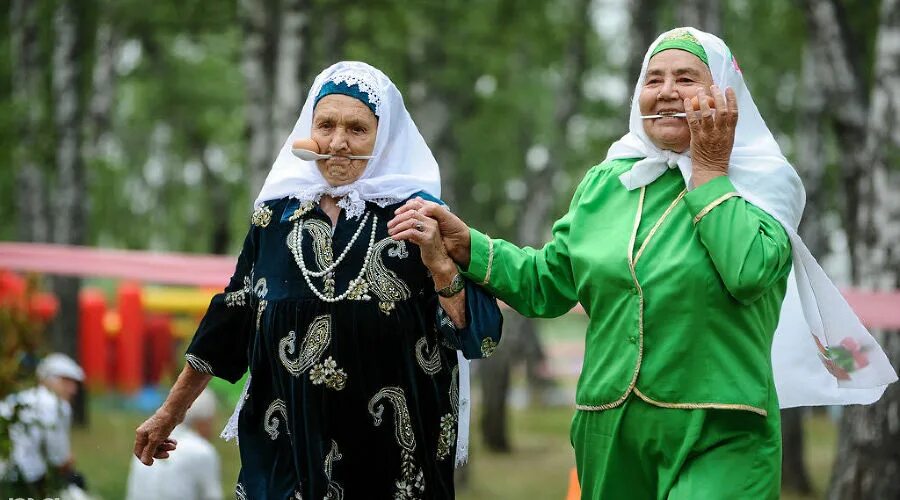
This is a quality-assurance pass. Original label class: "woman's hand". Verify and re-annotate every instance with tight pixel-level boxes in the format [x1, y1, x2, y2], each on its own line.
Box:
[686, 85, 738, 187]
[133, 410, 179, 466]
[133, 364, 211, 466]
[389, 198, 472, 268]
[387, 205, 456, 279]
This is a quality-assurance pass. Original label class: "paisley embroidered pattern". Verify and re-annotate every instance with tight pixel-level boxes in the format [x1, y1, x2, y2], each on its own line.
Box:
[279, 315, 331, 376]
[251, 205, 273, 227]
[415, 336, 441, 375]
[365, 238, 411, 315]
[368, 387, 424, 499]
[225, 276, 252, 307]
[323, 439, 344, 500]
[264, 399, 288, 440]
[481, 337, 498, 358]
[303, 219, 336, 273]
[255, 277, 268, 331]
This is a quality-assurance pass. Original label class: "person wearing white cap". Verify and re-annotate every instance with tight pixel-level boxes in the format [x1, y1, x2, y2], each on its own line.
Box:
[0, 352, 84, 495]
[125, 388, 223, 500]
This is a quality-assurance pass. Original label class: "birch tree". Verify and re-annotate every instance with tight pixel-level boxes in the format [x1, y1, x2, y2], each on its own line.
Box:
[802, 0, 900, 497]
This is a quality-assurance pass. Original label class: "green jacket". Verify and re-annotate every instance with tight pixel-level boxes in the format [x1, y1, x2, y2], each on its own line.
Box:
[463, 159, 792, 416]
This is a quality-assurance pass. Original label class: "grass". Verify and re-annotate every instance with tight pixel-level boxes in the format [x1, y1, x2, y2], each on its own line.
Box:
[72, 402, 836, 499]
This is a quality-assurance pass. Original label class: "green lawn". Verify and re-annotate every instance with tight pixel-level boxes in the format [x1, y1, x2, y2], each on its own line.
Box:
[72, 402, 835, 499]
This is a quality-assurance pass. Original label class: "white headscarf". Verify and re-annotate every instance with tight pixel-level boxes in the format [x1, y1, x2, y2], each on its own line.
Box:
[606, 27, 896, 407]
[254, 61, 441, 219]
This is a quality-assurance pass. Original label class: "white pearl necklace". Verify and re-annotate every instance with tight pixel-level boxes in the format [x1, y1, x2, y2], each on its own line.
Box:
[305, 211, 371, 278]
[292, 212, 379, 303]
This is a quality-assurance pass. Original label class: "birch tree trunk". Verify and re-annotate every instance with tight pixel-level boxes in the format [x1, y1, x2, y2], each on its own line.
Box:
[49, 0, 88, 361]
[242, 0, 310, 198]
[803, 1, 900, 497]
[11, 0, 48, 244]
[676, 0, 722, 36]
[780, 44, 830, 496]
[480, 0, 593, 452]
[241, 0, 277, 196]
[273, 0, 307, 135]
[627, 0, 662, 91]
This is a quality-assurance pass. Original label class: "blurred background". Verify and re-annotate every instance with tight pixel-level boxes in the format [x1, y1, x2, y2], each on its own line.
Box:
[1, 0, 899, 498]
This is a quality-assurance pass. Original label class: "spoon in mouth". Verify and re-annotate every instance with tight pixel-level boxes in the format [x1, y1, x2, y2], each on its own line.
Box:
[291, 149, 375, 161]
[641, 112, 687, 119]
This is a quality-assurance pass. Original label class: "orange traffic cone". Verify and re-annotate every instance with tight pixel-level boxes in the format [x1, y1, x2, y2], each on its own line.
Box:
[566, 467, 581, 500]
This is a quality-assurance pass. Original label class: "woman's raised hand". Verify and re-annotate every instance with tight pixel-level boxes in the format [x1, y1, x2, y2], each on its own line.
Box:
[686, 85, 738, 187]
[388, 198, 472, 268]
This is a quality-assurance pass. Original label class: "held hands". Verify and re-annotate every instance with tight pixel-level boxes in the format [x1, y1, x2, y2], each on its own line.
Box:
[686, 85, 738, 187]
[133, 409, 179, 466]
[388, 198, 472, 269]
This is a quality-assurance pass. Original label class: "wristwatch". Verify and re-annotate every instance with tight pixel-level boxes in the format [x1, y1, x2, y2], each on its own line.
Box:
[436, 273, 465, 298]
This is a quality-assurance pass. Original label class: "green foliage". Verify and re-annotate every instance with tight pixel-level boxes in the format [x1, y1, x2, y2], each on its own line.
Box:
[2, 0, 884, 252]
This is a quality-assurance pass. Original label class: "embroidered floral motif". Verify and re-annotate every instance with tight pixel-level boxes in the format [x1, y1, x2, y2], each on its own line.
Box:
[323, 439, 344, 500]
[480, 337, 498, 358]
[814, 335, 870, 380]
[289, 200, 316, 221]
[251, 205, 273, 227]
[310, 356, 348, 391]
[264, 399, 288, 440]
[225, 276, 252, 307]
[365, 239, 411, 314]
[279, 315, 332, 376]
[415, 336, 441, 376]
[346, 277, 371, 301]
[184, 354, 214, 375]
[236, 483, 248, 500]
[436, 414, 457, 461]
[369, 387, 425, 499]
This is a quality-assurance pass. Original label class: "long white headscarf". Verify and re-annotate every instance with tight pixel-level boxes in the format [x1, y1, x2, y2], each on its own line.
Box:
[606, 27, 896, 407]
[254, 61, 441, 219]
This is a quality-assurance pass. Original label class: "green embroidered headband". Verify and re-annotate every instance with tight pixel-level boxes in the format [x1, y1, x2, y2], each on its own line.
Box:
[650, 30, 709, 66]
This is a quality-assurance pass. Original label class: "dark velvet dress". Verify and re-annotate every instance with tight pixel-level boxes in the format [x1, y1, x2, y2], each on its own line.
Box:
[185, 194, 502, 500]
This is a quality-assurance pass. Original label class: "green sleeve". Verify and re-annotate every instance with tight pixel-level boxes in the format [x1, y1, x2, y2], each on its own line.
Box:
[461, 170, 596, 318]
[684, 176, 793, 305]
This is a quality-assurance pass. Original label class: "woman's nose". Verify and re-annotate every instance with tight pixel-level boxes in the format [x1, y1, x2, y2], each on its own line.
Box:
[329, 129, 349, 152]
[658, 78, 679, 99]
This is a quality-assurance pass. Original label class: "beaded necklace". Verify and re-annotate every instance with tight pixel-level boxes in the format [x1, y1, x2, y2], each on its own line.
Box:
[290, 211, 378, 303]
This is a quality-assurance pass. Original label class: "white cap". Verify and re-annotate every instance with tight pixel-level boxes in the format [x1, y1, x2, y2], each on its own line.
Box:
[36, 353, 85, 382]
[183, 388, 217, 425]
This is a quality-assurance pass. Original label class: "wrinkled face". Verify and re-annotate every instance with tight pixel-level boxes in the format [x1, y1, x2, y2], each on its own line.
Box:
[311, 94, 378, 186]
[44, 376, 79, 402]
[639, 49, 714, 153]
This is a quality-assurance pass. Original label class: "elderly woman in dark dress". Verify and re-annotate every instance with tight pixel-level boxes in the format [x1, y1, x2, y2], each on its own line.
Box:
[133, 61, 502, 500]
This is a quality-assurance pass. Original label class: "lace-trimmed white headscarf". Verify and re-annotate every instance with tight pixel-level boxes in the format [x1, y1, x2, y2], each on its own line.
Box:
[605, 27, 896, 407]
[253, 61, 441, 219]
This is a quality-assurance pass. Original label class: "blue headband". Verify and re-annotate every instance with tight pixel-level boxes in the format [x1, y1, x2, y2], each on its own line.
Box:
[314, 81, 378, 116]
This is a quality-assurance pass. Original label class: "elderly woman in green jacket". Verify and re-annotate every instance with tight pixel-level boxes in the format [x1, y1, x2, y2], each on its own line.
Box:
[389, 28, 897, 499]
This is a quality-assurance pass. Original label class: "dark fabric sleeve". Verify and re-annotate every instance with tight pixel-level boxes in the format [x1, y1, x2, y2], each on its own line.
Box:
[436, 280, 504, 360]
[184, 228, 257, 383]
